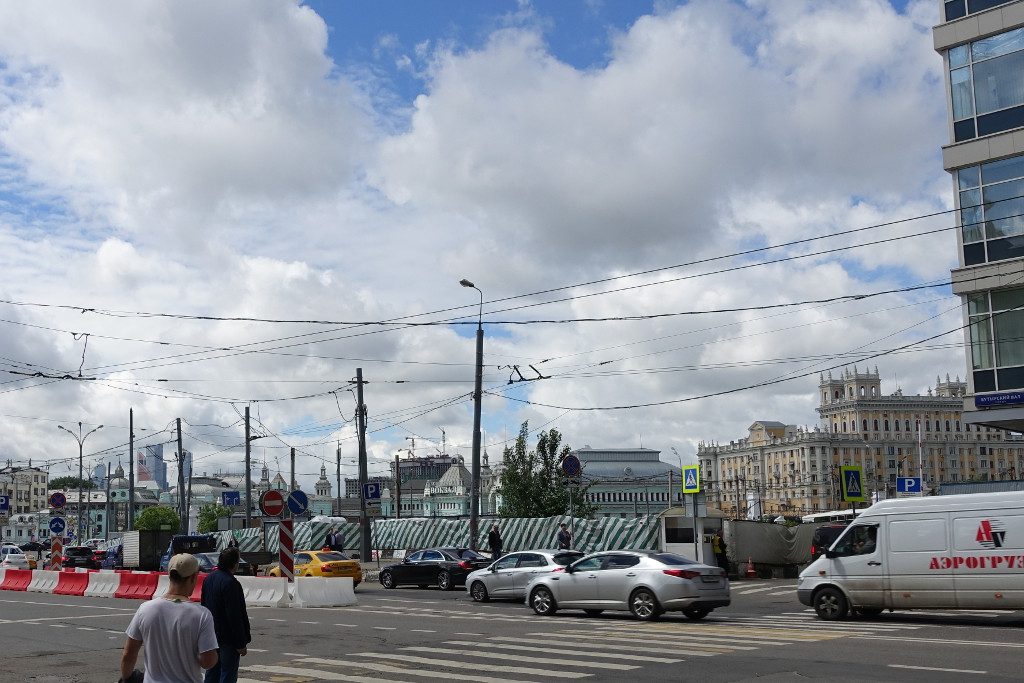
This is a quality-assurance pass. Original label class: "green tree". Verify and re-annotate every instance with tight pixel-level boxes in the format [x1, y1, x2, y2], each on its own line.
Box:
[49, 476, 94, 490]
[134, 506, 180, 531]
[498, 422, 596, 519]
[197, 503, 232, 533]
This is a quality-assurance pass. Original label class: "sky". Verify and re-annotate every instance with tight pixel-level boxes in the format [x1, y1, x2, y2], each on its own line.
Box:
[0, 0, 960, 492]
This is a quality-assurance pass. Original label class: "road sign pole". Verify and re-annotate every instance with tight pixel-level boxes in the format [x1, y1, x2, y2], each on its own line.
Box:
[279, 519, 294, 582]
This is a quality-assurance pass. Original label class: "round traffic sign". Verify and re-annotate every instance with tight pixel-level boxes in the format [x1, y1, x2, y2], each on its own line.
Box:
[48, 492, 66, 509]
[48, 516, 66, 535]
[260, 489, 285, 517]
[287, 489, 309, 516]
[561, 454, 582, 478]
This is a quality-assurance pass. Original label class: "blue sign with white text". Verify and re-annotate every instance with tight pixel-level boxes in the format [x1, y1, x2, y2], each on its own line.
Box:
[221, 491, 241, 507]
[976, 391, 1024, 407]
[0, 496, 8, 511]
[897, 477, 922, 494]
[363, 482, 382, 501]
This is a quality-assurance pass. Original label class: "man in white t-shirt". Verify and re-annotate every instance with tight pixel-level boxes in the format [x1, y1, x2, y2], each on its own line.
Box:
[120, 554, 219, 683]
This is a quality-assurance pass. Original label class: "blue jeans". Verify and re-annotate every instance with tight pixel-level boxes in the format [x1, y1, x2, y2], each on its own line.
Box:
[203, 645, 241, 683]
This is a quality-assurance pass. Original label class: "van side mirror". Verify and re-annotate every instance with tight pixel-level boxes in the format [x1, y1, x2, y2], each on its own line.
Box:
[825, 549, 838, 559]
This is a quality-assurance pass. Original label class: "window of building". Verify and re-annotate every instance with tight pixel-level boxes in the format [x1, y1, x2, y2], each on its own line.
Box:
[873, 419, 879, 431]
[905, 420, 911, 431]
[895, 419, 901, 431]
[967, 286, 1024, 392]
[862, 419, 869, 431]
[884, 420, 890, 431]
[944, 1, 1016, 22]
[956, 420, 962, 431]
[948, 28, 1024, 144]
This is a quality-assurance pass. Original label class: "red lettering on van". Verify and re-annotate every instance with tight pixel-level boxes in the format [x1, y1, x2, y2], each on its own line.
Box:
[953, 557, 966, 568]
[991, 556, 1005, 568]
[929, 557, 941, 569]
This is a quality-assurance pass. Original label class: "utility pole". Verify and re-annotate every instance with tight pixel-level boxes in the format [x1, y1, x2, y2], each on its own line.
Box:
[290, 447, 296, 492]
[335, 442, 341, 518]
[395, 451, 401, 520]
[355, 368, 370, 562]
[244, 406, 252, 528]
[668, 470, 674, 509]
[176, 418, 185, 534]
[128, 408, 136, 530]
[57, 421, 103, 544]
[460, 278, 484, 551]
[104, 462, 111, 540]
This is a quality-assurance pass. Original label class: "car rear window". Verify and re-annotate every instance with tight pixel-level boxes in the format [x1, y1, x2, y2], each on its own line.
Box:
[66, 548, 91, 556]
[552, 552, 582, 566]
[315, 552, 350, 562]
[651, 553, 697, 566]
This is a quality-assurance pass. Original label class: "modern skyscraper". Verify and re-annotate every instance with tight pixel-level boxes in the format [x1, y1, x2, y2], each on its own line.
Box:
[136, 444, 169, 491]
[936, 0, 1024, 431]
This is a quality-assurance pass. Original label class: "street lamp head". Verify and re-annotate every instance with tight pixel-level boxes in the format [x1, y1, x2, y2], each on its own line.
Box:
[459, 279, 475, 289]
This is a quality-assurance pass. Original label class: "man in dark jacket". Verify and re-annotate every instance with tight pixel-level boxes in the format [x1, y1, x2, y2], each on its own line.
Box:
[200, 547, 251, 683]
[487, 523, 503, 560]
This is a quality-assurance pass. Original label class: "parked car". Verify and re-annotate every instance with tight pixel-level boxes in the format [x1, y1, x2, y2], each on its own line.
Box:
[194, 552, 256, 577]
[810, 523, 849, 561]
[467, 549, 584, 602]
[0, 546, 30, 570]
[101, 545, 123, 569]
[525, 550, 730, 621]
[379, 548, 491, 590]
[267, 551, 361, 584]
[63, 545, 99, 570]
[159, 534, 218, 571]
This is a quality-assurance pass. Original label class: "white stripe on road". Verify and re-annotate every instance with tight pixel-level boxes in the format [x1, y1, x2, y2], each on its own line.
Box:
[766, 590, 796, 596]
[302, 657, 541, 683]
[494, 635, 727, 656]
[858, 635, 1024, 648]
[299, 621, 319, 624]
[546, 630, 775, 648]
[411, 629, 437, 633]
[373, 626, 397, 631]
[373, 597, 440, 605]
[404, 647, 638, 671]
[733, 586, 777, 595]
[444, 640, 682, 664]
[243, 665, 405, 683]
[352, 652, 590, 678]
[888, 664, 986, 675]
[335, 624, 358, 627]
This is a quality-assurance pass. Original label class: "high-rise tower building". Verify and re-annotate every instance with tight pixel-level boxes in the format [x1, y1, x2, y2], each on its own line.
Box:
[936, 0, 1024, 431]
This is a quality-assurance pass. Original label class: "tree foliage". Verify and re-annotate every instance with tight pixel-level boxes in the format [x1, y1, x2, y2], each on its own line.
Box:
[197, 503, 232, 533]
[498, 422, 597, 519]
[49, 476, 95, 490]
[134, 506, 180, 531]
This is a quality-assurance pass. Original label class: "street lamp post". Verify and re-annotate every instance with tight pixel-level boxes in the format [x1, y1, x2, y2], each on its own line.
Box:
[57, 422, 103, 543]
[460, 278, 484, 551]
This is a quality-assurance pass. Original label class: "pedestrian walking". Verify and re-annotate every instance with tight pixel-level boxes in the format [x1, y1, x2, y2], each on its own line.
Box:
[227, 536, 239, 549]
[711, 531, 728, 572]
[556, 523, 572, 550]
[120, 553, 218, 683]
[201, 547, 251, 683]
[487, 523, 503, 559]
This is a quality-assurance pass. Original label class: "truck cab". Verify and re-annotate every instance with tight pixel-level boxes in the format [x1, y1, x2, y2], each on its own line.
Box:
[159, 534, 218, 571]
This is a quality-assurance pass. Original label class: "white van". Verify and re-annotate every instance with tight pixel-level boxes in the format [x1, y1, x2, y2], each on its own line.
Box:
[797, 491, 1024, 619]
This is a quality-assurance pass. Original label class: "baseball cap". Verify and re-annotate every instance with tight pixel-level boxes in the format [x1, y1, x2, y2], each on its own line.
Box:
[168, 553, 199, 578]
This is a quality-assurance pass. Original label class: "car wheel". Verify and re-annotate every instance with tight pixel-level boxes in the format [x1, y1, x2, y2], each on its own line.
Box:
[583, 609, 604, 617]
[437, 570, 454, 591]
[854, 607, 884, 618]
[813, 587, 848, 620]
[470, 581, 490, 602]
[379, 569, 396, 589]
[682, 606, 711, 620]
[629, 588, 662, 621]
[530, 586, 557, 616]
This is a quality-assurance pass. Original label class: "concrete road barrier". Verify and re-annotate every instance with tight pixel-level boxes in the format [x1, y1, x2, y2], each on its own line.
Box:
[291, 577, 356, 608]
[84, 571, 121, 598]
[237, 575, 289, 607]
[27, 570, 60, 593]
[53, 571, 90, 596]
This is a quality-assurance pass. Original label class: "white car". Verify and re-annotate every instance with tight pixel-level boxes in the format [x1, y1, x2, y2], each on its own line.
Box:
[466, 549, 584, 602]
[0, 546, 30, 570]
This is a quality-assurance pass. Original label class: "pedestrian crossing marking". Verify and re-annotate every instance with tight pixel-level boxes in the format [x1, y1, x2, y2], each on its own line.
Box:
[444, 640, 682, 664]
[404, 646, 638, 671]
[537, 630, 762, 649]
[349, 652, 592, 678]
[242, 664, 405, 683]
[302, 657, 545, 683]
[594, 624, 846, 641]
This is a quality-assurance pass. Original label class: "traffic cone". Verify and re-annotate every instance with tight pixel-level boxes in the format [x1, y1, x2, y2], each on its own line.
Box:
[745, 557, 756, 579]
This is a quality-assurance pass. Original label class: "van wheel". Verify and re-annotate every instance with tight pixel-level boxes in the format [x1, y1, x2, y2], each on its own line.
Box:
[813, 587, 848, 620]
[855, 607, 884, 618]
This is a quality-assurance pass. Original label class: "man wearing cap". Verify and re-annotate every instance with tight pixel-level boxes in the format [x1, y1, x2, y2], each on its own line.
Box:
[120, 553, 219, 683]
[201, 547, 251, 683]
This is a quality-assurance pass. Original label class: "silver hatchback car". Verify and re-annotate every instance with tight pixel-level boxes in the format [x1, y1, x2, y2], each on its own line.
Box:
[525, 550, 730, 620]
[466, 549, 583, 602]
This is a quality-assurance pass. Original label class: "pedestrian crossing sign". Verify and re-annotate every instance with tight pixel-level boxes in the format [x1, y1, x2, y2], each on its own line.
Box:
[682, 465, 701, 494]
[840, 465, 866, 503]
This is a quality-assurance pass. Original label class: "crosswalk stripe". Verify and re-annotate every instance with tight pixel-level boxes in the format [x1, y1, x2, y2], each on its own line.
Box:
[733, 586, 777, 594]
[242, 664, 405, 683]
[444, 640, 683, 664]
[300, 657, 542, 683]
[766, 591, 796, 596]
[857, 635, 1024, 648]
[403, 647, 638, 671]
[728, 618, 914, 632]
[538, 631, 764, 649]
[489, 635, 727, 657]
[593, 624, 843, 641]
[332, 606, 533, 623]
[351, 652, 592, 678]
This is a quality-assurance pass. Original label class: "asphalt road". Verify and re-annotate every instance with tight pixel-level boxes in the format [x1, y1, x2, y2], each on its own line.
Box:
[2, 580, 1024, 682]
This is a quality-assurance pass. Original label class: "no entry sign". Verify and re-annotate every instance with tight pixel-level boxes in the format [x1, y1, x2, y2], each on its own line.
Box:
[260, 489, 285, 517]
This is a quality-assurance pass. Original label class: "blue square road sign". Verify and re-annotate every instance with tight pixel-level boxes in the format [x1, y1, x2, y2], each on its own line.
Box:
[896, 477, 922, 494]
[363, 482, 382, 501]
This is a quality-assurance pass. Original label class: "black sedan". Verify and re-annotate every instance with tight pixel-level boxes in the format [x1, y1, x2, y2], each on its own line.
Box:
[194, 552, 256, 576]
[379, 548, 490, 590]
[62, 546, 99, 570]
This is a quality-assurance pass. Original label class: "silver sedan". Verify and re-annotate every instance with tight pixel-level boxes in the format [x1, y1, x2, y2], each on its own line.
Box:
[466, 549, 583, 602]
[524, 550, 730, 621]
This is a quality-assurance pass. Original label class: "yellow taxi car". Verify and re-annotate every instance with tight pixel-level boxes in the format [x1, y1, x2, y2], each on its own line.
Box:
[268, 550, 362, 586]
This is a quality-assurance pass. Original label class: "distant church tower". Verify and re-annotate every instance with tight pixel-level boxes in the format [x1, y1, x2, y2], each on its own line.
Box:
[315, 464, 332, 498]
